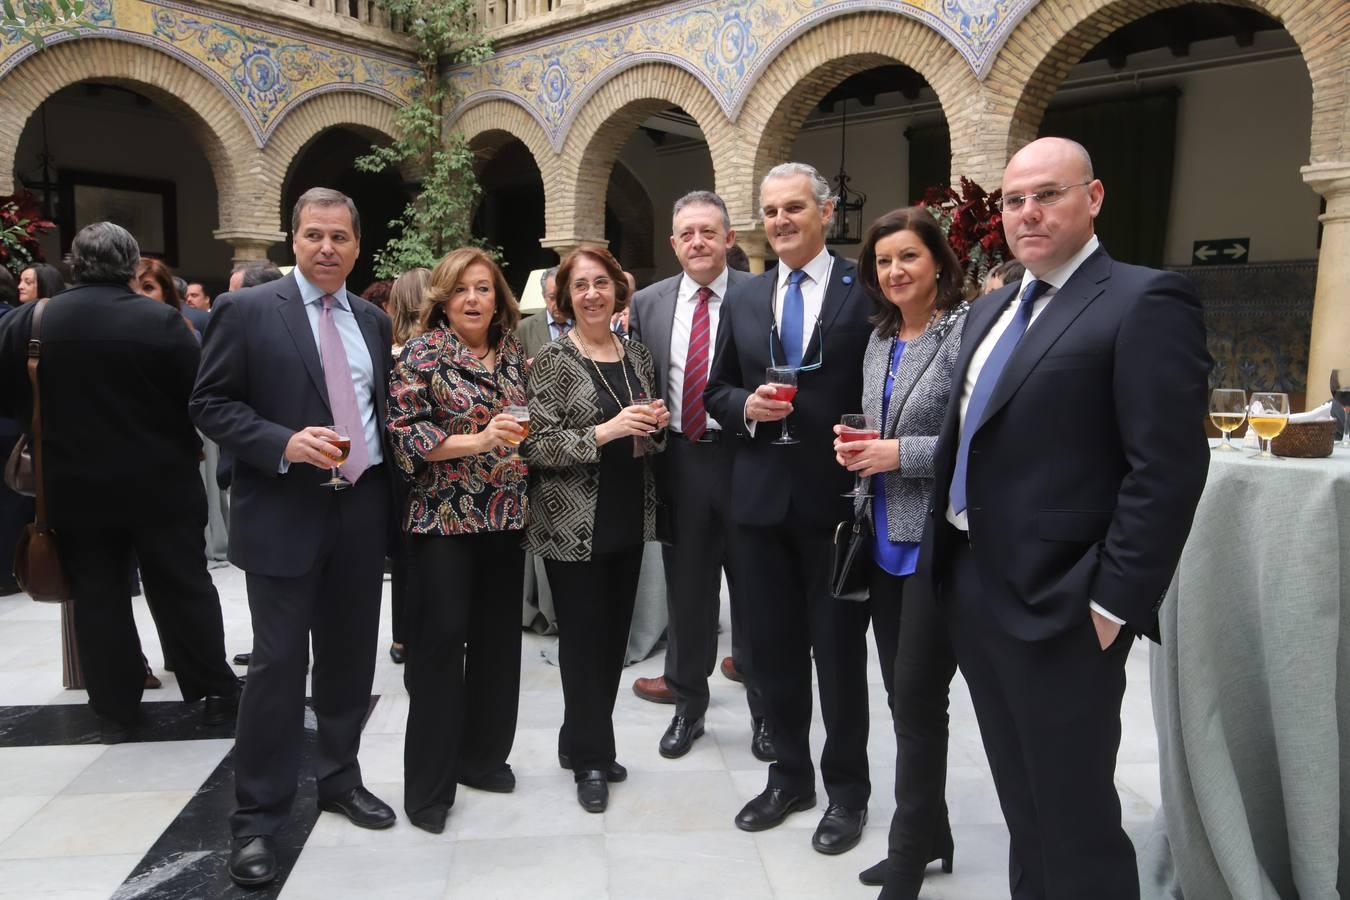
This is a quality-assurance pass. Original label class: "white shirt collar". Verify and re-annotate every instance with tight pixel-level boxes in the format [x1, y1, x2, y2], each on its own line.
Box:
[678, 267, 729, 303]
[776, 244, 832, 290]
[1019, 234, 1100, 296]
[294, 266, 350, 310]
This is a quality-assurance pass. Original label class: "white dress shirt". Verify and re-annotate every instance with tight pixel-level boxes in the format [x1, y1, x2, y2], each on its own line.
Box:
[941, 235, 1122, 626]
[667, 267, 728, 434]
[745, 245, 834, 433]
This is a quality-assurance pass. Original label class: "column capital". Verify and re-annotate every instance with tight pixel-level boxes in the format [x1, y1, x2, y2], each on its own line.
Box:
[215, 229, 285, 264]
[1301, 160, 1350, 196]
[540, 235, 607, 261]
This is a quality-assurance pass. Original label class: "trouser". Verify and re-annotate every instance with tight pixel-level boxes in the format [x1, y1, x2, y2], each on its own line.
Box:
[403, 530, 524, 818]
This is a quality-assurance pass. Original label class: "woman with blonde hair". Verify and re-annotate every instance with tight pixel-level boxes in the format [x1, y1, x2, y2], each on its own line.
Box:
[387, 248, 528, 834]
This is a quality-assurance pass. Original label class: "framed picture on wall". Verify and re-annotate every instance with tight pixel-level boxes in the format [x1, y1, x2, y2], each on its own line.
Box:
[58, 170, 178, 266]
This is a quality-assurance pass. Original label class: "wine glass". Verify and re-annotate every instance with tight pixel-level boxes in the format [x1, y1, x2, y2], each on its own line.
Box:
[1209, 388, 1247, 452]
[766, 367, 798, 446]
[504, 404, 530, 458]
[1247, 392, 1289, 460]
[321, 425, 352, 490]
[1331, 369, 1350, 449]
[839, 414, 879, 498]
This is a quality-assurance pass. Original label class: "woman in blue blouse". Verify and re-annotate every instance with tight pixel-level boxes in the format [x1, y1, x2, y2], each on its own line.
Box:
[387, 248, 528, 835]
[833, 207, 968, 900]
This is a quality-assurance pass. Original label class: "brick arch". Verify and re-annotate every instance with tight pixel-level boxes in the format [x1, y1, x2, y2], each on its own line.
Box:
[732, 11, 982, 228]
[0, 37, 251, 232]
[606, 160, 655, 279]
[988, 0, 1347, 166]
[555, 62, 732, 244]
[449, 98, 559, 236]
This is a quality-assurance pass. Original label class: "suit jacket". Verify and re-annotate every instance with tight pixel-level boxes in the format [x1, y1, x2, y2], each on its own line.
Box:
[521, 336, 665, 562]
[189, 272, 394, 577]
[919, 247, 1212, 642]
[517, 311, 562, 360]
[182, 304, 210, 336]
[704, 253, 873, 530]
[0, 283, 205, 528]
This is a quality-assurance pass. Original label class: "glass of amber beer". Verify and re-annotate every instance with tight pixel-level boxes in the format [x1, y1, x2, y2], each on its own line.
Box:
[504, 405, 530, 458]
[1247, 392, 1289, 460]
[322, 425, 352, 490]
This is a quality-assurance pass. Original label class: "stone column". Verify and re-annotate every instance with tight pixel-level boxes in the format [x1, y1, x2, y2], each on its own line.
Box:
[215, 229, 285, 266]
[540, 234, 607, 262]
[734, 227, 769, 274]
[1301, 161, 1350, 407]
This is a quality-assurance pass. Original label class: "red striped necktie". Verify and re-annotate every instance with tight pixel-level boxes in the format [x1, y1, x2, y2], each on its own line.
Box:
[681, 286, 713, 441]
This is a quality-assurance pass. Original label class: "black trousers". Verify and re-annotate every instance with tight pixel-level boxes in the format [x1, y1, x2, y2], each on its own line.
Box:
[231, 465, 388, 838]
[870, 565, 957, 874]
[944, 537, 1137, 900]
[58, 517, 237, 724]
[730, 521, 872, 808]
[403, 529, 523, 818]
[389, 531, 410, 646]
[660, 434, 765, 721]
[547, 545, 643, 772]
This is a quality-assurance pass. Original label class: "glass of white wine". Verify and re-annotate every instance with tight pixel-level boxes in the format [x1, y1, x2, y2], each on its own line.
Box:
[1247, 392, 1289, 460]
[1209, 388, 1247, 452]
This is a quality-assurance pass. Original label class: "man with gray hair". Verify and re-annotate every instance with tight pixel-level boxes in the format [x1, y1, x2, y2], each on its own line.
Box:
[706, 162, 875, 854]
[0, 222, 240, 740]
[516, 264, 569, 361]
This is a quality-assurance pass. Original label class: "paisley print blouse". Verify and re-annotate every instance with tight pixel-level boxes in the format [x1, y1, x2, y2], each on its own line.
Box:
[387, 326, 527, 535]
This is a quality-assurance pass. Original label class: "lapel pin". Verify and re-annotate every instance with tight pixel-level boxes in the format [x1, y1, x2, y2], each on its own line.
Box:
[842, 275, 853, 285]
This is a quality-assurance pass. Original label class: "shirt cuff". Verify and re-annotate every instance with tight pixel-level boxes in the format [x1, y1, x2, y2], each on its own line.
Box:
[742, 396, 756, 438]
[1089, 601, 1125, 625]
[278, 453, 290, 474]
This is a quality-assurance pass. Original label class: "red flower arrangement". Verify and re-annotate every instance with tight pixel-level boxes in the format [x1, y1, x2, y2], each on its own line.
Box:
[918, 177, 1011, 290]
[0, 191, 56, 277]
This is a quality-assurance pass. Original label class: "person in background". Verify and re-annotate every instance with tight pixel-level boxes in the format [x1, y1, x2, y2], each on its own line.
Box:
[361, 280, 392, 314]
[980, 259, 1025, 296]
[18, 263, 64, 303]
[184, 282, 212, 312]
[227, 261, 284, 293]
[135, 258, 200, 341]
[517, 266, 569, 363]
[726, 244, 752, 273]
[522, 245, 668, 814]
[172, 276, 211, 333]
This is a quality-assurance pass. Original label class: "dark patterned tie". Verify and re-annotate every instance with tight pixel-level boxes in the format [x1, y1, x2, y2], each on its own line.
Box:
[681, 286, 713, 441]
[319, 294, 369, 483]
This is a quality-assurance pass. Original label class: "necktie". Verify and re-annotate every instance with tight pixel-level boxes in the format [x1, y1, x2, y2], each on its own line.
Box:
[950, 280, 1050, 514]
[681, 286, 713, 441]
[781, 269, 807, 368]
[556, 320, 571, 340]
[319, 294, 369, 483]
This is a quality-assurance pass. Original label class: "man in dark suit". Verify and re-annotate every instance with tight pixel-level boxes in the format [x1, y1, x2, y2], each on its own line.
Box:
[922, 138, 1211, 899]
[0, 223, 239, 736]
[705, 163, 875, 855]
[191, 188, 396, 887]
[627, 190, 772, 763]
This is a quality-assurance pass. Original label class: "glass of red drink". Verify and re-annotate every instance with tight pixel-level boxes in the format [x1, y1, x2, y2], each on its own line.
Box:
[839, 413, 879, 498]
[766, 366, 799, 445]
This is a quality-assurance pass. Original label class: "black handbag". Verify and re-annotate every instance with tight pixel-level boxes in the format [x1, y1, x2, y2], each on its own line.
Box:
[830, 507, 871, 602]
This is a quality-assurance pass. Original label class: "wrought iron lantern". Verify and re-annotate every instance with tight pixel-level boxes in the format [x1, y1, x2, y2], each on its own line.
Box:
[826, 103, 866, 245]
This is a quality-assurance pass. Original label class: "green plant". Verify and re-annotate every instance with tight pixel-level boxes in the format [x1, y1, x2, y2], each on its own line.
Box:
[1, 0, 91, 49]
[0, 191, 56, 276]
[357, 0, 492, 278]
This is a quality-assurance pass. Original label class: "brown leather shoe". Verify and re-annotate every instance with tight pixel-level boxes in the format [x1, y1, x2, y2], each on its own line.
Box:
[720, 656, 743, 683]
[632, 676, 675, 704]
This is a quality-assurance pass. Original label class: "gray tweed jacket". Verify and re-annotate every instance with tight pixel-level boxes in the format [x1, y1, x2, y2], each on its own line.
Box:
[521, 334, 665, 561]
[857, 302, 968, 542]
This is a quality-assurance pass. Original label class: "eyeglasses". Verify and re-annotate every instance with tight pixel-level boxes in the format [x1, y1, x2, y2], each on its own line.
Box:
[995, 181, 1093, 213]
[768, 317, 824, 373]
[571, 276, 613, 294]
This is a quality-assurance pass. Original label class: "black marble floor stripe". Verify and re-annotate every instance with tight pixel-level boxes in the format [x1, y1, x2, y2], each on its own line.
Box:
[0, 701, 236, 747]
[112, 696, 380, 900]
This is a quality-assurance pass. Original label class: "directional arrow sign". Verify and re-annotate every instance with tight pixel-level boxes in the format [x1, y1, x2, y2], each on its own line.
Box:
[1193, 238, 1249, 266]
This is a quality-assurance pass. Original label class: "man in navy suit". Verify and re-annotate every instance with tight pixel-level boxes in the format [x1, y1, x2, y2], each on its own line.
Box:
[705, 163, 875, 855]
[921, 138, 1211, 899]
[191, 188, 396, 887]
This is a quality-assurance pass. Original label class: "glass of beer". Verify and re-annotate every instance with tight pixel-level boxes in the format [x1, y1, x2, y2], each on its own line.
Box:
[839, 413, 880, 498]
[321, 425, 352, 490]
[504, 404, 530, 458]
[627, 394, 658, 454]
[766, 367, 799, 445]
[1247, 392, 1289, 460]
[1331, 369, 1350, 449]
[1209, 388, 1247, 451]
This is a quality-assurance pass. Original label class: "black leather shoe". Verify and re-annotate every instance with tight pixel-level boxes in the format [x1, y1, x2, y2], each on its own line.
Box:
[98, 714, 141, 745]
[318, 786, 396, 829]
[751, 717, 776, 762]
[232, 652, 251, 667]
[203, 683, 242, 726]
[812, 803, 867, 855]
[575, 770, 608, 813]
[659, 715, 704, 759]
[389, 643, 406, 664]
[408, 806, 449, 835]
[557, 754, 627, 782]
[734, 788, 815, 832]
[228, 835, 277, 887]
[458, 765, 515, 793]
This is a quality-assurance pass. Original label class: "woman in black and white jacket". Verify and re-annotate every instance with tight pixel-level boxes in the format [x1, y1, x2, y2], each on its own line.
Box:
[832, 207, 968, 900]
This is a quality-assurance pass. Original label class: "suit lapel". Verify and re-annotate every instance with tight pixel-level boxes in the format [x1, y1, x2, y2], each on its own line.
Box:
[804, 254, 855, 365]
[977, 249, 1112, 431]
[760, 270, 785, 368]
[355, 303, 388, 423]
[276, 277, 331, 416]
[652, 278, 679, 398]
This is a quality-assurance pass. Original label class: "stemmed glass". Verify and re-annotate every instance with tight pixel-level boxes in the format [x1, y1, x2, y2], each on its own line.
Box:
[1331, 369, 1350, 449]
[1247, 392, 1289, 460]
[1209, 389, 1247, 452]
[504, 404, 530, 458]
[321, 425, 352, 490]
[766, 367, 798, 446]
[839, 414, 879, 498]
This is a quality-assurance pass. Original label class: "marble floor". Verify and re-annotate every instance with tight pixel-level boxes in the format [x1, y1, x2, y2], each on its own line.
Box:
[0, 566, 1163, 899]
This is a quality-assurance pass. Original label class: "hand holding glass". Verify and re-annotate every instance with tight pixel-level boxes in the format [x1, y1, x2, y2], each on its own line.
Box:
[766, 367, 799, 445]
[839, 414, 879, 498]
[321, 425, 352, 490]
[1209, 388, 1246, 451]
[504, 404, 530, 457]
[1247, 392, 1289, 460]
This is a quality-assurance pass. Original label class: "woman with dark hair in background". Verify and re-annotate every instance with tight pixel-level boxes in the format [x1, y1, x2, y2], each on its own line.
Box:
[833, 207, 968, 900]
[18, 262, 64, 303]
[134, 258, 199, 341]
[360, 279, 393, 314]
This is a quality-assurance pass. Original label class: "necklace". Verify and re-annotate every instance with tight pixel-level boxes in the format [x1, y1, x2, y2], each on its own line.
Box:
[573, 330, 635, 409]
[893, 309, 937, 377]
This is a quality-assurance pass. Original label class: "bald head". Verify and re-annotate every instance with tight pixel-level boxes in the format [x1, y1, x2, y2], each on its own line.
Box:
[1008, 137, 1094, 182]
[1001, 137, 1104, 277]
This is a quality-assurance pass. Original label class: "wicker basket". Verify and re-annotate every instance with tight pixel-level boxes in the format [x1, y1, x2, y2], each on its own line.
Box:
[1270, 419, 1336, 458]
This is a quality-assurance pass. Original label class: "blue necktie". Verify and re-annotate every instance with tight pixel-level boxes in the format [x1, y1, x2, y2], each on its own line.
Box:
[950, 279, 1050, 514]
[781, 269, 807, 368]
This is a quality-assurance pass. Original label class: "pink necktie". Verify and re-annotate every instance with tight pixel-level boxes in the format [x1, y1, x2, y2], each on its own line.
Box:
[319, 294, 369, 483]
[681, 287, 712, 441]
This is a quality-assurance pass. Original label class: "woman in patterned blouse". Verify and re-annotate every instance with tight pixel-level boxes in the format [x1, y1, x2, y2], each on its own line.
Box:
[386, 247, 527, 835]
